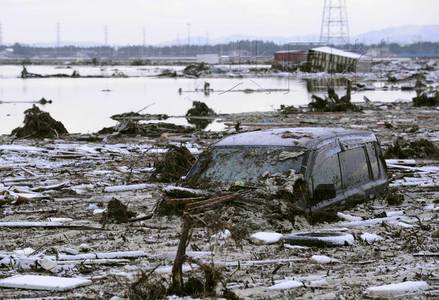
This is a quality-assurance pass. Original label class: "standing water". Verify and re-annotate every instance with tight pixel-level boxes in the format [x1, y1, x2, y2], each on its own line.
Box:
[0, 65, 415, 134]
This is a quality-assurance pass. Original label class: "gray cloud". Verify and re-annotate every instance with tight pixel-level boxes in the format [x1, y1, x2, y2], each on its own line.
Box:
[1, 0, 437, 44]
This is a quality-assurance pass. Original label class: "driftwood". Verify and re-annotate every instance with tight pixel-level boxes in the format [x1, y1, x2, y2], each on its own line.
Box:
[170, 193, 240, 295]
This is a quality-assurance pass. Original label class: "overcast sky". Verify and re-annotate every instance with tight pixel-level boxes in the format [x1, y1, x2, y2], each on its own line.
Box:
[1, 0, 438, 45]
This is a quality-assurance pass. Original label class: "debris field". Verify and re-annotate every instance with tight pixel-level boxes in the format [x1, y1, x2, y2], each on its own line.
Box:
[1, 99, 439, 299]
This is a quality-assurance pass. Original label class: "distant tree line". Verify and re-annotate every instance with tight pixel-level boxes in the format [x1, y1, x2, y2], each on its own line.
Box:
[2, 40, 439, 59]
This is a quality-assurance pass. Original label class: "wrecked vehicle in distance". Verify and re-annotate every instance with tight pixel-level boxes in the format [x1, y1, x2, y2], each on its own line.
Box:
[186, 127, 388, 216]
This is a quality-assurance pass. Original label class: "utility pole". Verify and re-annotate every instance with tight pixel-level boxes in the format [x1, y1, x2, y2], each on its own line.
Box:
[142, 27, 146, 57]
[0, 23, 3, 46]
[186, 22, 191, 56]
[177, 32, 180, 56]
[320, 0, 350, 45]
[104, 24, 108, 46]
[56, 22, 61, 48]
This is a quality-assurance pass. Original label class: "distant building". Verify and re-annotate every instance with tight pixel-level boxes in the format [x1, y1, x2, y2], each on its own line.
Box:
[196, 53, 220, 64]
[307, 47, 371, 73]
[273, 50, 307, 67]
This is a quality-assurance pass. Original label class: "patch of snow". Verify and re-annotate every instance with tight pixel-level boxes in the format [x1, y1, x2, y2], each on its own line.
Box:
[310, 255, 339, 264]
[0, 275, 91, 291]
[284, 244, 309, 250]
[360, 233, 384, 244]
[365, 281, 429, 298]
[268, 280, 303, 290]
[250, 232, 283, 245]
[337, 212, 363, 222]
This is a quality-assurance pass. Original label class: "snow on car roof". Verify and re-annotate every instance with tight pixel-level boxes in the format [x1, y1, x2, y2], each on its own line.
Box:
[214, 127, 375, 149]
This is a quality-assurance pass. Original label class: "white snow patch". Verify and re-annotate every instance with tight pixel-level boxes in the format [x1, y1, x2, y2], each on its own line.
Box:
[337, 212, 363, 222]
[310, 255, 339, 264]
[268, 280, 303, 290]
[250, 232, 283, 245]
[360, 233, 384, 244]
[365, 281, 429, 298]
[0, 275, 91, 291]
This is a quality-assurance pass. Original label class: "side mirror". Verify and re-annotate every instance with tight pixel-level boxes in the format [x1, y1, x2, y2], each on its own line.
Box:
[313, 184, 336, 202]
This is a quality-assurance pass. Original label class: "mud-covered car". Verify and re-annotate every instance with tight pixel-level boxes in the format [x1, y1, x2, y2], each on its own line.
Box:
[186, 127, 388, 215]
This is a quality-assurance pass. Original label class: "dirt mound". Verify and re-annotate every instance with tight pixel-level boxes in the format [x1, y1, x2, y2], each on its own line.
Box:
[185, 101, 216, 130]
[11, 105, 68, 139]
[101, 198, 136, 224]
[384, 138, 439, 159]
[152, 145, 196, 182]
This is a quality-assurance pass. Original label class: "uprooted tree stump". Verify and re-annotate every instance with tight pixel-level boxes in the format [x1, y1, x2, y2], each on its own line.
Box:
[309, 81, 361, 113]
[11, 105, 68, 139]
[151, 145, 196, 182]
[170, 195, 238, 297]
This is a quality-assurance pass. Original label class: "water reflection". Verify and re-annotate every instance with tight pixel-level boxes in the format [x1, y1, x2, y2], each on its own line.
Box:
[0, 65, 416, 135]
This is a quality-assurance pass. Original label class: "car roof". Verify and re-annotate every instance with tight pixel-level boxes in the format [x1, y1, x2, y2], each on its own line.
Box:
[213, 127, 377, 150]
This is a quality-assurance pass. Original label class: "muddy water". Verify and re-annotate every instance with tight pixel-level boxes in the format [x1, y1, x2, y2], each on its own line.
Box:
[0, 65, 415, 134]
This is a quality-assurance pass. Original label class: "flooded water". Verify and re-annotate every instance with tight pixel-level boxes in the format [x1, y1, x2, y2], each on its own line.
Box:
[0, 65, 415, 134]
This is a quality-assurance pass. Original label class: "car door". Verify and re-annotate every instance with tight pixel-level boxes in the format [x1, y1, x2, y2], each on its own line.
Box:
[365, 142, 388, 197]
[339, 145, 374, 205]
[309, 144, 345, 212]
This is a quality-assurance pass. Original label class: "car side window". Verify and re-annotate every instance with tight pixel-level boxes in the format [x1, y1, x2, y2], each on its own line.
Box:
[339, 147, 370, 187]
[366, 143, 380, 179]
[312, 151, 342, 191]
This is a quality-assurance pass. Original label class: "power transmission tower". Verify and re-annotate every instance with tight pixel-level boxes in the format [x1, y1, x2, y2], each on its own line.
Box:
[320, 0, 350, 45]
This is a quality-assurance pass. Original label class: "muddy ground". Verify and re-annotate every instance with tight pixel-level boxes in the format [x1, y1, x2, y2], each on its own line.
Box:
[0, 102, 439, 299]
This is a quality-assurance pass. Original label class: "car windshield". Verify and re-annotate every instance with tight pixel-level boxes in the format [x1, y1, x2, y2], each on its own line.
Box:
[187, 147, 307, 185]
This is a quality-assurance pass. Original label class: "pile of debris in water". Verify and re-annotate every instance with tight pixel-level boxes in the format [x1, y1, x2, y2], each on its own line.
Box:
[98, 121, 194, 138]
[11, 105, 68, 139]
[309, 81, 361, 113]
[185, 101, 217, 130]
[183, 63, 211, 78]
[413, 91, 439, 107]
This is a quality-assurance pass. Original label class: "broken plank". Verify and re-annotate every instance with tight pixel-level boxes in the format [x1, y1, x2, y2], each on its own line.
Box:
[0, 221, 103, 230]
[104, 183, 157, 193]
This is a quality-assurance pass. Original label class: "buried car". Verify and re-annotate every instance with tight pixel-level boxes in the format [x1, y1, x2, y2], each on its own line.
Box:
[186, 127, 388, 215]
